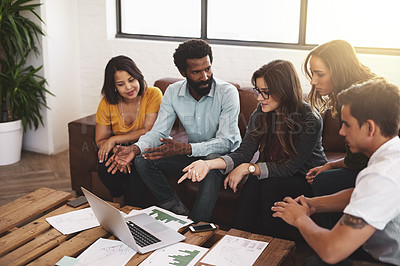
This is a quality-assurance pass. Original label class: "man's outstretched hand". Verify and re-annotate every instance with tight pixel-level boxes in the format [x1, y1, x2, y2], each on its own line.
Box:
[106, 145, 136, 174]
[142, 138, 192, 160]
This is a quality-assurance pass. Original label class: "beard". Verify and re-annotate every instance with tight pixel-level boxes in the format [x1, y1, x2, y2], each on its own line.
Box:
[187, 74, 214, 97]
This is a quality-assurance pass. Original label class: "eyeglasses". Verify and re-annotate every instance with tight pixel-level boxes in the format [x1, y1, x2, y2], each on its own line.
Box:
[253, 87, 270, 100]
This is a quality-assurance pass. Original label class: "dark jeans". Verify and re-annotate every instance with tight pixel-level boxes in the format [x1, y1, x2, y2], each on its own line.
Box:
[98, 154, 147, 208]
[134, 154, 226, 223]
[234, 174, 312, 240]
[312, 168, 359, 229]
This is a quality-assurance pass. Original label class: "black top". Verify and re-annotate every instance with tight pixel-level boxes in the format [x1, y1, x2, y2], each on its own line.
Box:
[221, 102, 328, 179]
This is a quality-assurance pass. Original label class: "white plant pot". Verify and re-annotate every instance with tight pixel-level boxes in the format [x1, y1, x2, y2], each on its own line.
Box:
[0, 120, 23, 166]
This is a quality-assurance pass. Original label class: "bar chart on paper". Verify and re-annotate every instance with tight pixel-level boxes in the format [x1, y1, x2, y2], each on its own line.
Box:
[127, 206, 193, 231]
[139, 242, 208, 266]
[129, 206, 193, 231]
[148, 209, 187, 225]
[169, 249, 200, 265]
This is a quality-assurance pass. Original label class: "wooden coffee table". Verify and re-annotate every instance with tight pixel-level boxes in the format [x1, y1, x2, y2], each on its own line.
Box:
[0, 187, 295, 265]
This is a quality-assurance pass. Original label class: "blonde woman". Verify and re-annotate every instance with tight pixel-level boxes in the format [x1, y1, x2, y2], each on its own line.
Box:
[304, 40, 376, 228]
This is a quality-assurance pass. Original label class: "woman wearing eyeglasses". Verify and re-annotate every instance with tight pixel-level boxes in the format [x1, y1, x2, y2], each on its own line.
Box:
[178, 60, 327, 239]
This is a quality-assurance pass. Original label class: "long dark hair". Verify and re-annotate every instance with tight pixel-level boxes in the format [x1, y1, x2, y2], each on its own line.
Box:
[251, 60, 304, 160]
[304, 40, 375, 117]
[101, 55, 147, 104]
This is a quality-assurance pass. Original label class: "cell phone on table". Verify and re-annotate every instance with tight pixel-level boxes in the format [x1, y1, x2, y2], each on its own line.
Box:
[67, 196, 88, 207]
[189, 223, 217, 233]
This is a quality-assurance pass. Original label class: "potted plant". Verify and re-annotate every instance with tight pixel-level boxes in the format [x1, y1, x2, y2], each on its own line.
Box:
[0, 0, 53, 165]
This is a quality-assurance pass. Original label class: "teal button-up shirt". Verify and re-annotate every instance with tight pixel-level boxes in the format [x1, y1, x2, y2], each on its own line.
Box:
[136, 78, 241, 157]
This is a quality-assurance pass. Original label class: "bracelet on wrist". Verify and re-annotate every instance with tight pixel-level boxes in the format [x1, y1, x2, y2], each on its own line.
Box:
[203, 160, 211, 170]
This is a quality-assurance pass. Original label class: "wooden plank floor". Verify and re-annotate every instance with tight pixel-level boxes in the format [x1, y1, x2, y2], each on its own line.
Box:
[0, 151, 74, 206]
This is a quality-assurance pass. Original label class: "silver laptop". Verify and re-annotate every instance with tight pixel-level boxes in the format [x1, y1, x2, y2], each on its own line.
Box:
[81, 187, 185, 254]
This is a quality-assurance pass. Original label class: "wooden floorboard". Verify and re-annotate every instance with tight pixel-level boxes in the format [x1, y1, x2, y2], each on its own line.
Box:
[0, 150, 74, 206]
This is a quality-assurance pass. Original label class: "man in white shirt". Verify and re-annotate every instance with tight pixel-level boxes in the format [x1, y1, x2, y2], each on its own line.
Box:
[272, 77, 400, 265]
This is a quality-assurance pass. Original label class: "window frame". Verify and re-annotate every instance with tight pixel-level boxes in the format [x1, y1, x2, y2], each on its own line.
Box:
[115, 0, 400, 55]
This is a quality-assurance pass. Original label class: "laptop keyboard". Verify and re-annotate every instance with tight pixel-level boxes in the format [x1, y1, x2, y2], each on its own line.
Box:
[126, 221, 161, 247]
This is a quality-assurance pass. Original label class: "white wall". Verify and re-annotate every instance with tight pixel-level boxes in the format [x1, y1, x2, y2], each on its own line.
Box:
[23, 0, 80, 154]
[26, 0, 400, 154]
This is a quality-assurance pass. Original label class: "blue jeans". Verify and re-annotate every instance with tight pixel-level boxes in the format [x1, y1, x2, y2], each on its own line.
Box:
[312, 168, 359, 229]
[134, 154, 225, 223]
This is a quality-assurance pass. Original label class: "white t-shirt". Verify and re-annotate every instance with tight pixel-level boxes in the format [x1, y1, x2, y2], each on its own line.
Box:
[344, 136, 400, 265]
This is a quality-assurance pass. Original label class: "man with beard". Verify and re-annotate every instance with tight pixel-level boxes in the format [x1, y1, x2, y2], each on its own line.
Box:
[106, 39, 241, 222]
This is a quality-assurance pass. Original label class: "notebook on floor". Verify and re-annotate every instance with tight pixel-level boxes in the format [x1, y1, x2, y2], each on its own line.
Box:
[81, 187, 185, 254]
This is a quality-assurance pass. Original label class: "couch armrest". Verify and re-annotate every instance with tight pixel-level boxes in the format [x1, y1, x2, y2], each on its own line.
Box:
[68, 114, 97, 195]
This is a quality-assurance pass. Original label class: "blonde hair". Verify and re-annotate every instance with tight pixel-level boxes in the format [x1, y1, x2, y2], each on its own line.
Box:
[304, 40, 375, 117]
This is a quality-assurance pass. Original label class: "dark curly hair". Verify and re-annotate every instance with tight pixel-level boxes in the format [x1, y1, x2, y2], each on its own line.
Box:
[101, 55, 147, 105]
[173, 39, 213, 73]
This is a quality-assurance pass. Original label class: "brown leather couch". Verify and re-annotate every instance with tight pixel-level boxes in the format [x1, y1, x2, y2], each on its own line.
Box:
[68, 78, 345, 227]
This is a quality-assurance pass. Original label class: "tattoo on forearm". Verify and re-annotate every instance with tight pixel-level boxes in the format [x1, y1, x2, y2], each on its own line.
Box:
[339, 214, 367, 229]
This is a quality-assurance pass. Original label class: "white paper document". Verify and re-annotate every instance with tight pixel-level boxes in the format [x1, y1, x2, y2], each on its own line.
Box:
[46, 208, 100, 235]
[200, 235, 269, 266]
[140, 242, 208, 266]
[127, 206, 193, 231]
[76, 238, 136, 266]
[55, 256, 79, 266]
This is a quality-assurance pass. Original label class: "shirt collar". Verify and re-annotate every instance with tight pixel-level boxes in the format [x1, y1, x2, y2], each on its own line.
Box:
[178, 78, 216, 99]
[368, 136, 400, 165]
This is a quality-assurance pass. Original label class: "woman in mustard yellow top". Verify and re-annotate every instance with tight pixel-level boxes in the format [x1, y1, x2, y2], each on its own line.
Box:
[95, 55, 162, 207]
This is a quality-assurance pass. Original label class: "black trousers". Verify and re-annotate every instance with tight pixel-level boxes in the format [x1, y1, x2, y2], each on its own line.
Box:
[312, 168, 359, 229]
[97, 152, 148, 208]
[234, 174, 312, 240]
[303, 248, 392, 266]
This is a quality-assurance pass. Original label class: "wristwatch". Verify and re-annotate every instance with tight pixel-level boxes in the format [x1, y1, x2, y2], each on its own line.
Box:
[248, 164, 256, 175]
